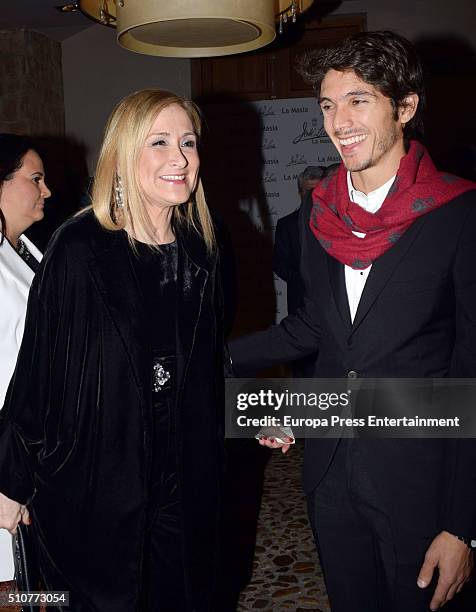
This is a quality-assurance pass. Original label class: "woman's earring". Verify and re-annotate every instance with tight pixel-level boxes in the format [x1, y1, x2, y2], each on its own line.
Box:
[115, 174, 124, 209]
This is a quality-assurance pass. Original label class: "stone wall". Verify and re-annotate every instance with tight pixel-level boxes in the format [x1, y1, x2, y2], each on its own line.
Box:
[0, 29, 64, 137]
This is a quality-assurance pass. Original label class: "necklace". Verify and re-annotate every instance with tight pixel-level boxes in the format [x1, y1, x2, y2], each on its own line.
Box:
[15, 238, 39, 272]
[16, 238, 31, 261]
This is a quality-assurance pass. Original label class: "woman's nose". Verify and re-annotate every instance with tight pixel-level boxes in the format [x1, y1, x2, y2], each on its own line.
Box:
[169, 146, 187, 168]
[42, 181, 51, 199]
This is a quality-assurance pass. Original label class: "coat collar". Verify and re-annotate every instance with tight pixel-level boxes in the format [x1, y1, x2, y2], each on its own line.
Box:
[350, 214, 426, 333]
[0, 234, 41, 294]
[325, 213, 427, 335]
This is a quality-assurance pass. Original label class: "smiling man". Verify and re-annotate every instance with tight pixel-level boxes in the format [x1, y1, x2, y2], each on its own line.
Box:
[230, 31, 476, 611]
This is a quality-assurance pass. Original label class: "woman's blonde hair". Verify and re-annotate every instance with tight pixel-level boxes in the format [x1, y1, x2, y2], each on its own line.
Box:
[92, 88, 215, 251]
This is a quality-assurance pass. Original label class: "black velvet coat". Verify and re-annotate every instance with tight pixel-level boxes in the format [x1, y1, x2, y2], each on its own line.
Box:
[0, 211, 224, 611]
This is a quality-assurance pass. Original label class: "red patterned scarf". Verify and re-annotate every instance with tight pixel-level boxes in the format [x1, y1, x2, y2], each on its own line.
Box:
[310, 141, 476, 269]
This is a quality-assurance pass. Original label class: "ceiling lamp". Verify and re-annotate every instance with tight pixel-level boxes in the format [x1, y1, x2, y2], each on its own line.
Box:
[276, 1, 314, 34]
[79, 0, 116, 26]
[78, 0, 313, 57]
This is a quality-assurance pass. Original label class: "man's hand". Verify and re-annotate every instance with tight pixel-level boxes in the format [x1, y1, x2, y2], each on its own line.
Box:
[0, 492, 30, 534]
[257, 435, 294, 454]
[417, 530, 473, 610]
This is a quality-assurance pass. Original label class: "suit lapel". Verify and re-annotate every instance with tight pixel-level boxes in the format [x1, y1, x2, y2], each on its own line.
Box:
[351, 215, 427, 333]
[88, 231, 148, 396]
[327, 255, 352, 330]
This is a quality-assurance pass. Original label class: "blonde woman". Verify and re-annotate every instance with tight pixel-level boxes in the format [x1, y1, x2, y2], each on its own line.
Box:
[0, 91, 223, 611]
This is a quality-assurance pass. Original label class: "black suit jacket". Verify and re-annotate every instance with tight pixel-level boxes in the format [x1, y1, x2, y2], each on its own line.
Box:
[273, 209, 304, 315]
[273, 208, 317, 377]
[231, 188, 476, 540]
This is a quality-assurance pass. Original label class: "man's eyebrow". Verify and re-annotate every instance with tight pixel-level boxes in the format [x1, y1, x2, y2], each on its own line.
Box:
[345, 90, 377, 98]
[319, 90, 377, 104]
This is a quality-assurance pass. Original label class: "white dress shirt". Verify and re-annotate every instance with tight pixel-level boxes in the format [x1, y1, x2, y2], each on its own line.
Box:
[344, 173, 396, 322]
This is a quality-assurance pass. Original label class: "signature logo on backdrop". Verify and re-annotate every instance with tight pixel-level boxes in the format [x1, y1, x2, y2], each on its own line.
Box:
[292, 121, 328, 144]
[263, 172, 278, 183]
[286, 153, 308, 167]
[260, 104, 275, 117]
[262, 138, 276, 150]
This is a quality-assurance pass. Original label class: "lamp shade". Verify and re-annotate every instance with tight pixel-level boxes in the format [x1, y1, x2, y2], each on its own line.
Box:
[116, 0, 276, 58]
[79, 0, 117, 26]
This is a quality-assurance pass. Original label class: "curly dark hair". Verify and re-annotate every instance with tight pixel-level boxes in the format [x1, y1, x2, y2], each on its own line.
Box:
[0, 133, 34, 243]
[298, 30, 426, 140]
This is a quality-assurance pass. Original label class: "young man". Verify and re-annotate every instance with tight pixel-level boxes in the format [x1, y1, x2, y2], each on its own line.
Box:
[230, 31, 476, 612]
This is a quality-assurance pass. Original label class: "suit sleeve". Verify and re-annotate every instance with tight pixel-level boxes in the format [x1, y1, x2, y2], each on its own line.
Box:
[273, 218, 294, 283]
[229, 295, 321, 375]
[445, 196, 476, 538]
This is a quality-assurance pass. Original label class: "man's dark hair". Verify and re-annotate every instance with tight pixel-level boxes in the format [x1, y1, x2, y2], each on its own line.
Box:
[297, 165, 326, 190]
[298, 30, 426, 140]
[0, 133, 33, 243]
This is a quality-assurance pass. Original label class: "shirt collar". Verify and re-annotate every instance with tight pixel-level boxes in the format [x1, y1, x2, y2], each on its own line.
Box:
[346, 171, 396, 214]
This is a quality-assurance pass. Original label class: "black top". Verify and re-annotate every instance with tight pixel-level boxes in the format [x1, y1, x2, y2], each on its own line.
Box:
[130, 241, 178, 356]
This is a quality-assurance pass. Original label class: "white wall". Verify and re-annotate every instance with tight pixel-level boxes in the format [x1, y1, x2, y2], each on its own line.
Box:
[62, 25, 191, 173]
[333, 0, 475, 48]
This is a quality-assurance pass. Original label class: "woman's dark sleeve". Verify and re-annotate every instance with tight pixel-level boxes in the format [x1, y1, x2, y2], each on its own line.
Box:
[0, 239, 68, 505]
[0, 284, 54, 504]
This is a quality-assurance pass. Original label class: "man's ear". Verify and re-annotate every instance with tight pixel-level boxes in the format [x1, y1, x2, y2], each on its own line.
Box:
[399, 93, 419, 125]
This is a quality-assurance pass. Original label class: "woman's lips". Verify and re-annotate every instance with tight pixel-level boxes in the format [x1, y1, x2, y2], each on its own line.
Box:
[160, 174, 186, 183]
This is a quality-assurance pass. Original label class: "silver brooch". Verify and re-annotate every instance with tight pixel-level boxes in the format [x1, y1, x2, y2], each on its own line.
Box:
[152, 363, 171, 392]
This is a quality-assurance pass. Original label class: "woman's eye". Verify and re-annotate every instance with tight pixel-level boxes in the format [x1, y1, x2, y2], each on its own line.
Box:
[182, 140, 196, 149]
[352, 99, 366, 105]
[32, 176, 41, 184]
[152, 139, 167, 146]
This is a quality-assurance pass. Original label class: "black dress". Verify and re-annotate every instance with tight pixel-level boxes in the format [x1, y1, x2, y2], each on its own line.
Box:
[130, 241, 186, 611]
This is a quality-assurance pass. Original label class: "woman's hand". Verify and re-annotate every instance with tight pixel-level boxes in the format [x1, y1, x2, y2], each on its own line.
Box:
[0, 492, 30, 534]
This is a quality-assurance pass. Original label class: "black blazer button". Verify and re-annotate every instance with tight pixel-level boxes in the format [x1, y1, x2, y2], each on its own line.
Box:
[347, 370, 358, 379]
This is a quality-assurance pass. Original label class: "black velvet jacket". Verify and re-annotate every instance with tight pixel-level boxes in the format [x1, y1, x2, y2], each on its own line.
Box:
[0, 211, 224, 611]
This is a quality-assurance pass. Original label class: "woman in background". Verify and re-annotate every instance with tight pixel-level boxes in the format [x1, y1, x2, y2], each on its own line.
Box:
[0, 133, 50, 586]
[0, 91, 223, 611]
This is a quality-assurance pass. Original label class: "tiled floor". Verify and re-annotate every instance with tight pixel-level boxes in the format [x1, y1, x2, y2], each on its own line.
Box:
[0, 581, 19, 612]
[232, 441, 330, 611]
